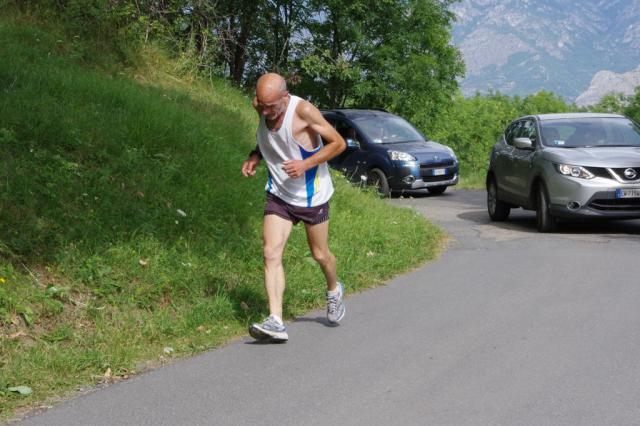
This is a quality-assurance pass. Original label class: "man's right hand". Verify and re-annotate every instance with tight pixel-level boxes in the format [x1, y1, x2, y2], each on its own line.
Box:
[242, 155, 261, 177]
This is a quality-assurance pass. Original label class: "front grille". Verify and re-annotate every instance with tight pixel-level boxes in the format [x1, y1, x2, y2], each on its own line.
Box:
[420, 160, 454, 168]
[420, 164, 454, 174]
[589, 198, 640, 211]
[609, 167, 640, 182]
[584, 167, 611, 179]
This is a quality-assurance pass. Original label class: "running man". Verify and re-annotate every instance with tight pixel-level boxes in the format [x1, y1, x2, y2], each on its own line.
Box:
[241, 73, 346, 342]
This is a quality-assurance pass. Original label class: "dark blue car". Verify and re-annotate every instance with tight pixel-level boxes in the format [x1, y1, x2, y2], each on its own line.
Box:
[322, 109, 459, 196]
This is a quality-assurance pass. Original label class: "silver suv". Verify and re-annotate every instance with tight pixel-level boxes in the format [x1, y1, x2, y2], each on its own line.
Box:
[486, 113, 640, 232]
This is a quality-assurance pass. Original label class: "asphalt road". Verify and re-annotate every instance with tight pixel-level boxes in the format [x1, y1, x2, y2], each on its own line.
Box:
[17, 189, 640, 425]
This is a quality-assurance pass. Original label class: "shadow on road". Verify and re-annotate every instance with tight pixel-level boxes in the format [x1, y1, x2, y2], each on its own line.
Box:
[457, 209, 538, 232]
[459, 208, 640, 236]
[293, 316, 337, 327]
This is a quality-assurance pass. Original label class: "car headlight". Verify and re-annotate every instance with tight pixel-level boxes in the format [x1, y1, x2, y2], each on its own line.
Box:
[388, 150, 416, 161]
[555, 164, 595, 179]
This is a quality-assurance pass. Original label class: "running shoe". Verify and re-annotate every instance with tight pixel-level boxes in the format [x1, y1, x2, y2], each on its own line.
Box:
[249, 315, 288, 342]
[326, 282, 345, 324]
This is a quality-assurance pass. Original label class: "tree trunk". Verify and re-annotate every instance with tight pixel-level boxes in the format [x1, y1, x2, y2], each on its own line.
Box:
[229, 2, 257, 86]
[328, 17, 341, 107]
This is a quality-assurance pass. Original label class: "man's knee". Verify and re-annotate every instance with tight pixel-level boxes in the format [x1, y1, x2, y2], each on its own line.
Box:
[263, 245, 284, 264]
[311, 249, 334, 266]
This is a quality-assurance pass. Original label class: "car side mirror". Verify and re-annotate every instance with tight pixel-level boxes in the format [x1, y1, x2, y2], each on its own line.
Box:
[346, 138, 360, 149]
[513, 137, 534, 150]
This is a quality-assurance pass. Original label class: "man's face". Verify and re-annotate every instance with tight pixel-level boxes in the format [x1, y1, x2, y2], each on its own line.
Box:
[256, 92, 287, 120]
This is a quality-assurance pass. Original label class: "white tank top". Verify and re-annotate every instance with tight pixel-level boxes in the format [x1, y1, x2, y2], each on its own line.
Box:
[257, 95, 334, 207]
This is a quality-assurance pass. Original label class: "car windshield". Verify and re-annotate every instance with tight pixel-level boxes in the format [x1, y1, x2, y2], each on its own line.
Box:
[353, 115, 424, 144]
[540, 117, 640, 148]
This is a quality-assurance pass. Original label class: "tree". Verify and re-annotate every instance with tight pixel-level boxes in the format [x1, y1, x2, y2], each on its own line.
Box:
[429, 91, 518, 173]
[589, 92, 627, 114]
[294, 0, 465, 123]
[295, 0, 378, 107]
[517, 91, 572, 115]
[19, 0, 464, 113]
[587, 88, 640, 122]
[242, 0, 311, 86]
[623, 87, 640, 123]
[213, 0, 261, 85]
[367, 0, 465, 128]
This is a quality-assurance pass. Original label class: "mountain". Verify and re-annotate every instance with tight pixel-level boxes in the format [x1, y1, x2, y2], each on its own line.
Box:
[575, 67, 640, 106]
[450, 0, 640, 104]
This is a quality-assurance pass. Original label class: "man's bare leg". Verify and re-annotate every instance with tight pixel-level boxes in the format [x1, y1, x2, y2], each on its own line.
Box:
[263, 214, 293, 319]
[305, 220, 337, 291]
[306, 220, 344, 324]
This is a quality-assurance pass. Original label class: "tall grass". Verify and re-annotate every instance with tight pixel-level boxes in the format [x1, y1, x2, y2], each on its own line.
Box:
[0, 15, 443, 418]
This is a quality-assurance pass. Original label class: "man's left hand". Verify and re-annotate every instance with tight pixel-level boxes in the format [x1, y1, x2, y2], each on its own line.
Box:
[282, 160, 308, 178]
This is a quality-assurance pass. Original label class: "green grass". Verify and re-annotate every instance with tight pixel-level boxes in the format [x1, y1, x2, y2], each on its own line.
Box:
[457, 167, 486, 189]
[0, 14, 443, 419]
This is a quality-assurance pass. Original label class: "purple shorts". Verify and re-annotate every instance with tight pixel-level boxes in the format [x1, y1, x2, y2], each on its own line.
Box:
[264, 192, 329, 225]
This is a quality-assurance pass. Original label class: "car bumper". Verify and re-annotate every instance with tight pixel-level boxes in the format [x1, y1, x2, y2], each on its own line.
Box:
[390, 162, 459, 191]
[548, 175, 640, 219]
[408, 174, 459, 190]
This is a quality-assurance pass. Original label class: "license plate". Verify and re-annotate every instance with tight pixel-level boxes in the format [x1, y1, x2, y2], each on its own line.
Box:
[432, 168, 446, 176]
[616, 188, 640, 198]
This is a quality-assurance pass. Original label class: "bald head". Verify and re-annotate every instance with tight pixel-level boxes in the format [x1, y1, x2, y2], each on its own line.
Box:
[255, 73, 289, 120]
[256, 73, 287, 102]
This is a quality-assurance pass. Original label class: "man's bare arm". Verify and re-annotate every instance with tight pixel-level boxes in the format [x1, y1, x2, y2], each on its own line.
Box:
[281, 101, 345, 178]
[294, 101, 346, 167]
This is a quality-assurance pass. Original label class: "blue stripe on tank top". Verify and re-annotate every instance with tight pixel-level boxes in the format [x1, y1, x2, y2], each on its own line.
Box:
[299, 146, 320, 207]
[267, 172, 273, 192]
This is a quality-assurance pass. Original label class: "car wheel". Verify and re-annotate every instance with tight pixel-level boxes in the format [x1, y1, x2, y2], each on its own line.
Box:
[368, 168, 390, 197]
[487, 177, 510, 221]
[536, 183, 557, 233]
[427, 186, 447, 195]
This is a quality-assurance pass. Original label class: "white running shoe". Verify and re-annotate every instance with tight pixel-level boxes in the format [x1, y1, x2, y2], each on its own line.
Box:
[249, 315, 288, 342]
[327, 282, 345, 325]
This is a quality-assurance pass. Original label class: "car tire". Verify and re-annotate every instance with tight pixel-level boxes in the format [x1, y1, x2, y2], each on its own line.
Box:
[536, 182, 557, 233]
[427, 186, 447, 195]
[368, 168, 390, 197]
[487, 177, 510, 221]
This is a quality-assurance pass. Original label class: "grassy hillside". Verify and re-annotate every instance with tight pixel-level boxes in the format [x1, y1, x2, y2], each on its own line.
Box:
[0, 13, 443, 418]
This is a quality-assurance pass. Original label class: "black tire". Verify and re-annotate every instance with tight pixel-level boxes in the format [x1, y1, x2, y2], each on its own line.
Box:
[368, 168, 391, 197]
[487, 177, 510, 221]
[427, 185, 447, 195]
[536, 183, 557, 232]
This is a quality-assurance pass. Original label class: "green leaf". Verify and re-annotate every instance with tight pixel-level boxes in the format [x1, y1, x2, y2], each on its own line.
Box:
[17, 306, 34, 326]
[7, 385, 33, 395]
